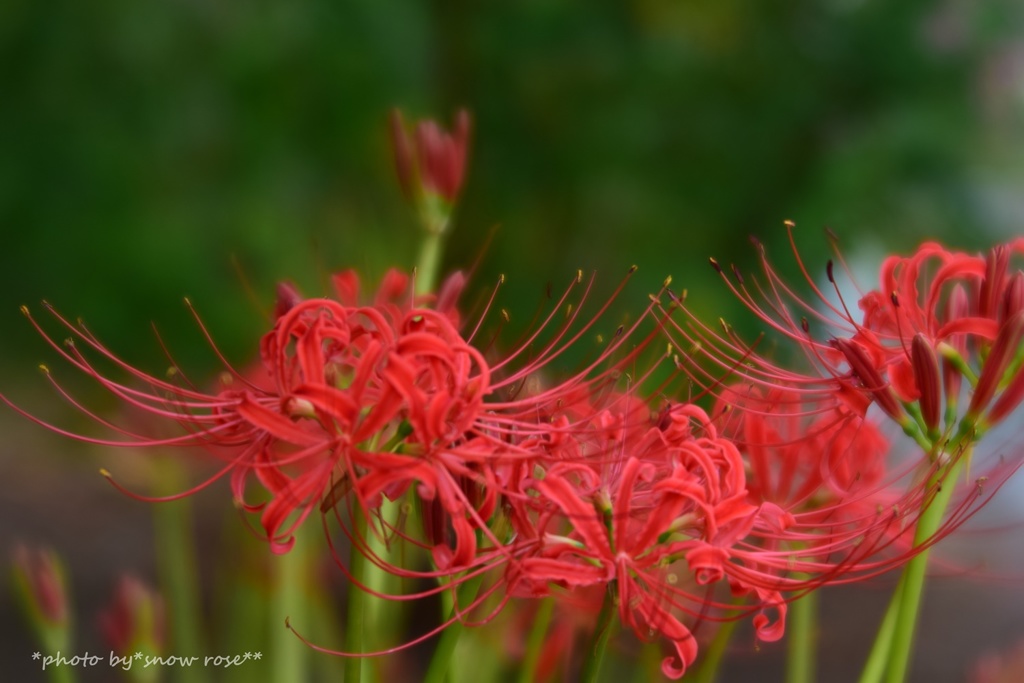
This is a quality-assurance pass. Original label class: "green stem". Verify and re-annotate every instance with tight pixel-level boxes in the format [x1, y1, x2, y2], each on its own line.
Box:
[152, 461, 208, 683]
[415, 230, 444, 296]
[580, 585, 617, 683]
[517, 597, 555, 683]
[271, 531, 308, 683]
[44, 650, 76, 683]
[32, 606, 75, 683]
[688, 600, 743, 683]
[858, 577, 902, 683]
[423, 573, 485, 683]
[363, 500, 401, 628]
[882, 451, 966, 683]
[345, 510, 368, 683]
[786, 586, 818, 683]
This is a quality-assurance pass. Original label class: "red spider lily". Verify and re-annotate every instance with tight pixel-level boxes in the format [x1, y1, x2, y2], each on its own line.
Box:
[243, 282, 490, 555]
[3, 258, 668, 588]
[815, 237, 1024, 436]
[651, 231, 1024, 600]
[284, 269, 681, 660]
[505, 405, 785, 679]
[0, 269, 484, 554]
[716, 383, 889, 514]
[319, 267, 673, 591]
[709, 383, 914, 586]
[663, 227, 1024, 447]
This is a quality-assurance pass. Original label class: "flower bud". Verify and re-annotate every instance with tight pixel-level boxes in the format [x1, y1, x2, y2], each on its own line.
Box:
[12, 545, 72, 656]
[968, 310, 1024, 422]
[12, 545, 69, 628]
[273, 281, 304, 320]
[985, 351, 1024, 428]
[1002, 271, 1024, 322]
[911, 333, 941, 434]
[98, 575, 165, 657]
[942, 284, 969, 416]
[388, 108, 472, 233]
[830, 338, 905, 424]
[980, 245, 1012, 322]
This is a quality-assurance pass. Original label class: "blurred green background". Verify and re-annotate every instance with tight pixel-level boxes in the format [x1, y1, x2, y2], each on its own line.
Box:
[3, 1, 1024, 681]
[4, 0, 1024, 373]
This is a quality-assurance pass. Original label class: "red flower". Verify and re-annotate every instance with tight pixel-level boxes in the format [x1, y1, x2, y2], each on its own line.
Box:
[507, 406, 784, 679]
[667, 226, 1024, 446]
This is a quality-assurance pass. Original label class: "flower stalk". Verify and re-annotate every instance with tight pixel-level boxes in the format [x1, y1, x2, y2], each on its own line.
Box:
[580, 585, 617, 683]
[882, 448, 968, 683]
[786, 586, 818, 683]
[517, 597, 555, 683]
[152, 460, 208, 683]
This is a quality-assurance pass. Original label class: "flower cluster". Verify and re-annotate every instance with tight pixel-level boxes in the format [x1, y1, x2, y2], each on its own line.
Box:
[6, 256, 803, 678]
[659, 226, 1024, 589]
[6, 112, 1024, 681]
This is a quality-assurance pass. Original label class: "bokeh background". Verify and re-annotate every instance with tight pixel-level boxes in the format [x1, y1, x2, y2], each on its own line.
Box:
[3, 1, 1024, 681]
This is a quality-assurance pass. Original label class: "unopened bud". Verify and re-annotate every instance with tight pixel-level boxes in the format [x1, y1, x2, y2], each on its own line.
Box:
[12, 545, 72, 656]
[911, 334, 941, 433]
[831, 338, 905, 423]
[980, 245, 1012, 321]
[12, 545, 68, 627]
[942, 285, 969, 413]
[968, 310, 1024, 420]
[273, 281, 303, 320]
[98, 575, 165, 656]
[1002, 271, 1024, 322]
[986, 362, 1024, 428]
